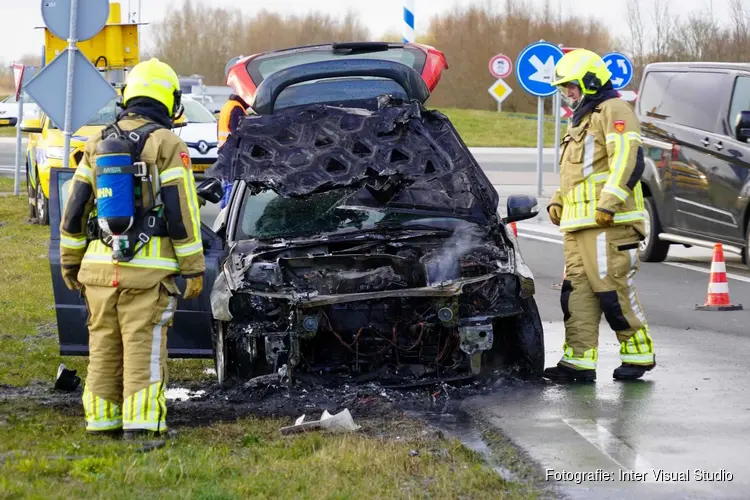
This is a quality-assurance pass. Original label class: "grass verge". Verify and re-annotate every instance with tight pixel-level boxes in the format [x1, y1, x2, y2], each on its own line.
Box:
[438, 108, 562, 147]
[0, 127, 22, 137]
[0, 179, 544, 498]
[0, 398, 536, 499]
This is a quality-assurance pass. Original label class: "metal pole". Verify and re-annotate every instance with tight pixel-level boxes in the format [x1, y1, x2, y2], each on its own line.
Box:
[537, 96, 544, 197]
[63, 0, 78, 171]
[554, 91, 561, 174]
[14, 92, 24, 196]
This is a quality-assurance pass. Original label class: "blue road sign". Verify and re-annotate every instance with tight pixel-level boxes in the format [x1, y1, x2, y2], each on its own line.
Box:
[24, 49, 118, 132]
[41, 0, 110, 42]
[602, 52, 633, 90]
[515, 42, 564, 97]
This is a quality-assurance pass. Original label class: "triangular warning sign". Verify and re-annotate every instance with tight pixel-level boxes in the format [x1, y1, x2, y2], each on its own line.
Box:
[13, 64, 25, 100]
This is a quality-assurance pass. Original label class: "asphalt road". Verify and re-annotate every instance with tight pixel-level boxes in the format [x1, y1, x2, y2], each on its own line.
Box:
[464, 222, 750, 499]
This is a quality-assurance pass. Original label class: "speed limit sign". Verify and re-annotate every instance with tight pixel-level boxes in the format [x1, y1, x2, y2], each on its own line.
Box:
[489, 54, 512, 79]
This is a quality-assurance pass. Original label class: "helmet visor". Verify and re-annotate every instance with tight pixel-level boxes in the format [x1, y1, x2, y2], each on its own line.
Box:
[557, 82, 582, 110]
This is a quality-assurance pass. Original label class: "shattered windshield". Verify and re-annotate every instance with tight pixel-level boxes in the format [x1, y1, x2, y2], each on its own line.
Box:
[235, 187, 454, 241]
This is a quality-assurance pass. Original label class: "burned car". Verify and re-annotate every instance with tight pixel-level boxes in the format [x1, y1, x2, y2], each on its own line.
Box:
[207, 44, 545, 387]
[46, 42, 543, 389]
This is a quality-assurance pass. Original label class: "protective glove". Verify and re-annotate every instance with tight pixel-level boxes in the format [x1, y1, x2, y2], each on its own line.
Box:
[547, 203, 562, 226]
[197, 195, 207, 207]
[62, 266, 82, 291]
[183, 276, 203, 300]
[595, 209, 615, 227]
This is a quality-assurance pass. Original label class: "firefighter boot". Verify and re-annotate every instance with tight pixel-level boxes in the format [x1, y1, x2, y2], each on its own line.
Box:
[613, 357, 656, 381]
[543, 363, 596, 382]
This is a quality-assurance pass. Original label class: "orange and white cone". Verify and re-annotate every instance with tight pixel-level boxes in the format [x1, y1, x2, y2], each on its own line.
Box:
[695, 243, 743, 311]
[509, 222, 518, 237]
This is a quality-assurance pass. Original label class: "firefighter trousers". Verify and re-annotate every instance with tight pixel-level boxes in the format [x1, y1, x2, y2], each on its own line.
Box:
[81, 279, 179, 433]
[559, 225, 655, 370]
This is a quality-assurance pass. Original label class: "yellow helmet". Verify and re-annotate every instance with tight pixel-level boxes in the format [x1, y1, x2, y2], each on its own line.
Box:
[123, 58, 182, 117]
[550, 49, 611, 95]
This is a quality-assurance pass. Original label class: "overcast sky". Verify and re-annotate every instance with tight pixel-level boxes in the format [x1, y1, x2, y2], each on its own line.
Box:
[0, 0, 727, 63]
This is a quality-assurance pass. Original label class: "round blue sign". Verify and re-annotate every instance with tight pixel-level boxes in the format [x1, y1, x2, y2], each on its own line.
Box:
[515, 42, 565, 97]
[602, 52, 634, 90]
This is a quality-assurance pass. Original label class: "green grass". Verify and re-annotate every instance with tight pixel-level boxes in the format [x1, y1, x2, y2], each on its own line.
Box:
[0, 127, 22, 137]
[0, 179, 544, 498]
[0, 399, 536, 499]
[438, 108, 562, 147]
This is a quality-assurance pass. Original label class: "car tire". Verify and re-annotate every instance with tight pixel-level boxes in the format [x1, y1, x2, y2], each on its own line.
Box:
[26, 164, 36, 221]
[34, 171, 49, 226]
[485, 296, 545, 379]
[213, 321, 266, 388]
[639, 197, 669, 263]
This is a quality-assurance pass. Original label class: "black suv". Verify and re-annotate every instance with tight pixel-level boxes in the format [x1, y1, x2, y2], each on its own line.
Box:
[636, 62, 750, 267]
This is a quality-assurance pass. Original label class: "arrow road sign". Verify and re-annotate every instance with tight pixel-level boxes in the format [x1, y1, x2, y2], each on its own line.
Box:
[488, 78, 512, 104]
[515, 41, 564, 97]
[602, 52, 633, 90]
[489, 54, 512, 79]
[560, 106, 573, 119]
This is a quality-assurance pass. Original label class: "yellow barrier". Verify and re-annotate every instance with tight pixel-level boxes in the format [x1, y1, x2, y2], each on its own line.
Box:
[41, 2, 140, 70]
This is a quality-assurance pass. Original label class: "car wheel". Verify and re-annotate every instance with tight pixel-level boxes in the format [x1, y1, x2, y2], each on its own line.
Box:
[35, 173, 49, 226]
[212, 321, 266, 388]
[26, 164, 36, 220]
[639, 197, 669, 262]
[485, 297, 545, 379]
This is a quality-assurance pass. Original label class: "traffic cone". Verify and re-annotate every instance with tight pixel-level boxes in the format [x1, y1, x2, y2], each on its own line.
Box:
[510, 222, 518, 237]
[695, 243, 743, 311]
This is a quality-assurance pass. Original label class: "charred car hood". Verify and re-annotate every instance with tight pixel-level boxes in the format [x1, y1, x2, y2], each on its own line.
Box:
[206, 97, 499, 223]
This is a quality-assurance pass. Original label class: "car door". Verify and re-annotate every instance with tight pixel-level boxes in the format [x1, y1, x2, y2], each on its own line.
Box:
[48, 167, 226, 358]
[705, 72, 750, 244]
[646, 70, 733, 237]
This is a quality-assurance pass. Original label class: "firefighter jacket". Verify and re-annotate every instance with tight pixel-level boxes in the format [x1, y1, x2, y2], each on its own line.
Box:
[217, 97, 247, 147]
[549, 97, 646, 236]
[60, 116, 205, 289]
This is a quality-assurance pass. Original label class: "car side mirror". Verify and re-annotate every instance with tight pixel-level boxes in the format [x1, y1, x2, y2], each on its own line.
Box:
[20, 117, 42, 133]
[735, 110, 750, 143]
[504, 194, 539, 223]
[196, 177, 224, 204]
[0, 117, 17, 128]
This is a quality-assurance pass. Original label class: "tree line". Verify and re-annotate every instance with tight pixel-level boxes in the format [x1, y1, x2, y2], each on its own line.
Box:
[2, 0, 749, 113]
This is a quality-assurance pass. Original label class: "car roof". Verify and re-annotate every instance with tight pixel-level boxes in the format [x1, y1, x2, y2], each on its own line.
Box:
[645, 61, 750, 72]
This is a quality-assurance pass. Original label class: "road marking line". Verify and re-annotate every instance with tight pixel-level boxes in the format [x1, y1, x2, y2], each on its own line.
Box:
[517, 233, 750, 283]
[562, 418, 656, 480]
[664, 262, 750, 284]
[517, 231, 563, 245]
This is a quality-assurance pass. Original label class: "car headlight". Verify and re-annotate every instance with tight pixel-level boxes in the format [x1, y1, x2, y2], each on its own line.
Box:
[46, 147, 76, 159]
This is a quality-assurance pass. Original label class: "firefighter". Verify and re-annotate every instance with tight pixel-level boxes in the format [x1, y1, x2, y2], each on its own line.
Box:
[544, 48, 656, 382]
[60, 58, 205, 438]
[216, 93, 249, 208]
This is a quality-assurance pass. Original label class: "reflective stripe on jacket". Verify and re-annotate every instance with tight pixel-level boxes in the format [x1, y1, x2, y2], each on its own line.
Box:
[218, 99, 246, 147]
[549, 97, 646, 235]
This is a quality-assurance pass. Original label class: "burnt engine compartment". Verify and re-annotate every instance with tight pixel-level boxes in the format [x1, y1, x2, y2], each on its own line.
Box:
[223, 234, 521, 385]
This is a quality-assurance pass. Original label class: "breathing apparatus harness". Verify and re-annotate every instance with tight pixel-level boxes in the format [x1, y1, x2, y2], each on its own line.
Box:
[87, 121, 170, 264]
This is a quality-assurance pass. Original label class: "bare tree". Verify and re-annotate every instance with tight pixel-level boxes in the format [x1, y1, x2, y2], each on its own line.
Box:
[626, 0, 645, 66]
[650, 0, 675, 60]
